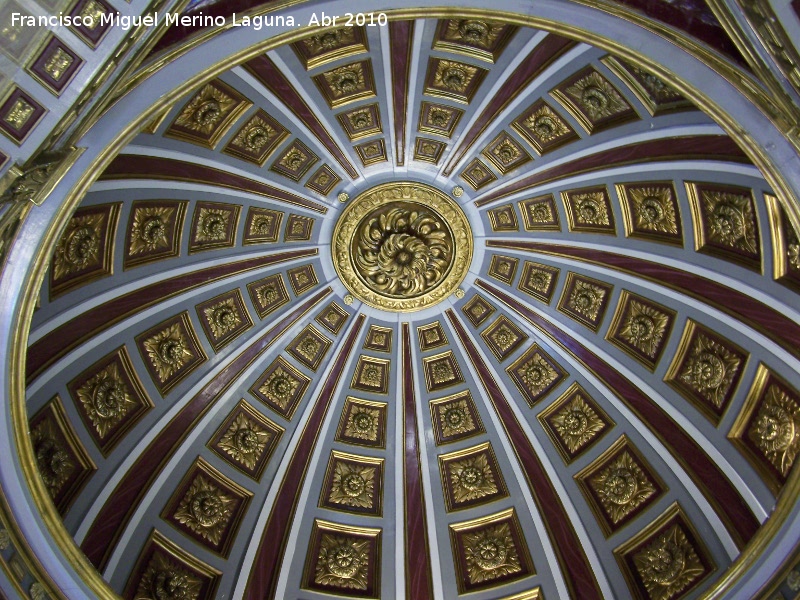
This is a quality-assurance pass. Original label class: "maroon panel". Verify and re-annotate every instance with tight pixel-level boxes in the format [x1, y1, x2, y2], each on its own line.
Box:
[401, 323, 434, 599]
[446, 310, 603, 600]
[487, 239, 800, 361]
[795, 0, 800, 18]
[26, 248, 317, 381]
[606, 0, 745, 65]
[389, 21, 415, 166]
[475, 280, 760, 548]
[80, 287, 332, 569]
[442, 34, 576, 176]
[243, 55, 359, 179]
[100, 155, 328, 213]
[474, 135, 750, 206]
[244, 314, 365, 600]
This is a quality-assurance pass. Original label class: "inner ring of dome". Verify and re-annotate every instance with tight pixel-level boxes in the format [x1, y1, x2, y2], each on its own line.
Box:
[332, 182, 473, 312]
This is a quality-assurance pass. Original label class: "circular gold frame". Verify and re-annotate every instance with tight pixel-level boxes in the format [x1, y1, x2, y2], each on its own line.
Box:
[332, 182, 473, 311]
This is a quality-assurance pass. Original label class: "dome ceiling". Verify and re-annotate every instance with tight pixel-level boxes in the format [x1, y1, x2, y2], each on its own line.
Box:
[17, 11, 800, 600]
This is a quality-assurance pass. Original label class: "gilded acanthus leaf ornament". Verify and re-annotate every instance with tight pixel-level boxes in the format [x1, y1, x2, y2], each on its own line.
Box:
[76, 363, 135, 438]
[679, 333, 741, 409]
[31, 420, 73, 497]
[591, 451, 657, 524]
[303, 27, 355, 53]
[343, 406, 381, 442]
[173, 475, 234, 545]
[136, 552, 202, 600]
[517, 353, 558, 398]
[439, 399, 476, 438]
[53, 214, 103, 279]
[551, 394, 606, 455]
[203, 298, 241, 339]
[354, 207, 451, 297]
[463, 523, 521, 584]
[144, 324, 192, 383]
[174, 84, 236, 135]
[565, 71, 629, 122]
[524, 104, 570, 144]
[630, 187, 679, 235]
[434, 60, 477, 93]
[633, 525, 706, 600]
[314, 534, 370, 590]
[568, 280, 606, 322]
[259, 365, 301, 410]
[328, 461, 376, 508]
[448, 453, 498, 504]
[701, 190, 758, 254]
[130, 206, 173, 255]
[618, 300, 670, 359]
[217, 412, 270, 471]
[749, 384, 800, 477]
[324, 63, 367, 97]
[195, 208, 229, 242]
[333, 183, 471, 311]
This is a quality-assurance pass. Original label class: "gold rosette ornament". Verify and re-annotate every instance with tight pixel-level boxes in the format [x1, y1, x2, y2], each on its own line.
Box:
[333, 182, 472, 311]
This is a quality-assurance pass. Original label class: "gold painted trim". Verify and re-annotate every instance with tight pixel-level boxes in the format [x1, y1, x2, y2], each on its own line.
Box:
[499, 588, 543, 600]
[417, 320, 449, 351]
[765, 192, 800, 291]
[334, 396, 388, 448]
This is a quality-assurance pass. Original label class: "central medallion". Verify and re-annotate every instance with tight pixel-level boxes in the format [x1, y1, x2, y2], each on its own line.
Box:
[332, 182, 473, 312]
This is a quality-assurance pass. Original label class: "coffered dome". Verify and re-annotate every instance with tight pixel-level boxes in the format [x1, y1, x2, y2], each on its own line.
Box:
[2, 2, 800, 600]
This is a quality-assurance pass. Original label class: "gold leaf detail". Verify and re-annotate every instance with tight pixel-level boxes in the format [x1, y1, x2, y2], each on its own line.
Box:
[629, 187, 678, 234]
[439, 399, 476, 438]
[314, 534, 370, 590]
[566, 71, 628, 121]
[328, 461, 375, 508]
[749, 384, 800, 477]
[618, 300, 670, 359]
[173, 475, 234, 545]
[31, 420, 73, 497]
[130, 206, 173, 255]
[53, 214, 103, 279]
[136, 552, 202, 600]
[633, 525, 705, 600]
[551, 394, 605, 454]
[143, 323, 192, 382]
[259, 366, 301, 410]
[195, 208, 229, 242]
[448, 453, 498, 504]
[701, 191, 758, 254]
[217, 412, 270, 470]
[175, 84, 235, 134]
[590, 451, 656, 524]
[203, 298, 241, 338]
[434, 60, 478, 93]
[76, 363, 135, 438]
[463, 523, 521, 584]
[679, 333, 741, 408]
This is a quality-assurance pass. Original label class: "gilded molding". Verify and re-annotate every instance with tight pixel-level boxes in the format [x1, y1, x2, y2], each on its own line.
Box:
[250, 356, 311, 420]
[614, 503, 714, 600]
[302, 519, 381, 598]
[319, 450, 384, 516]
[575, 435, 665, 536]
[438, 441, 508, 511]
[335, 396, 388, 448]
[605, 290, 676, 372]
[332, 182, 472, 312]
[429, 389, 485, 445]
[538, 382, 613, 464]
[664, 319, 747, 426]
[448, 507, 534, 593]
[208, 399, 284, 481]
[729, 363, 800, 495]
[506, 343, 567, 407]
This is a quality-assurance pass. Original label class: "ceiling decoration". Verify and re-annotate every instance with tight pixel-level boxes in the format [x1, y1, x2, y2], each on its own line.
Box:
[10, 10, 800, 600]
